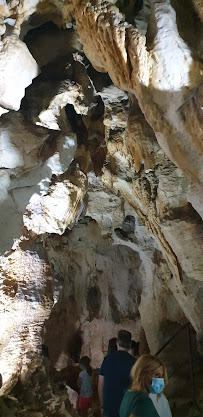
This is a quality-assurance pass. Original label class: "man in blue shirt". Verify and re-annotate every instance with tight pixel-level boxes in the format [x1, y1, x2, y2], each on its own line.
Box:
[98, 330, 135, 417]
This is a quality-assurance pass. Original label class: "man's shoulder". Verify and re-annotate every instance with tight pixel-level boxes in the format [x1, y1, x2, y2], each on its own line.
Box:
[102, 351, 119, 362]
[117, 350, 135, 363]
[106, 350, 135, 362]
[100, 350, 134, 373]
[99, 353, 110, 375]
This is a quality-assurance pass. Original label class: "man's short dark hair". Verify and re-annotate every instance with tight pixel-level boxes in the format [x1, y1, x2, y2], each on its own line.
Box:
[117, 330, 132, 349]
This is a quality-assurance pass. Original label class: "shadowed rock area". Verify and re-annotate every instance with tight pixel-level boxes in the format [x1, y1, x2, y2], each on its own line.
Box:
[0, 0, 202, 416]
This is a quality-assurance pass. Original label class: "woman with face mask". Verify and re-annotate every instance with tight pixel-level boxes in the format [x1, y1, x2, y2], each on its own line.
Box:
[120, 354, 170, 417]
[149, 364, 172, 417]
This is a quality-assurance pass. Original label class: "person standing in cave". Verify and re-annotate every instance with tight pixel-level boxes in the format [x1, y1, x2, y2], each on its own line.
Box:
[98, 330, 135, 417]
[129, 340, 140, 360]
[78, 356, 93, 417]
[149, 390, 172, 417]
[107, 337, 117, 354]
[120, 355, 169, 417]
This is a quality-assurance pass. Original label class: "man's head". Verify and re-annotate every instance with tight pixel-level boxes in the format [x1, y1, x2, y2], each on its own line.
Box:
[117, 330, 132, 350]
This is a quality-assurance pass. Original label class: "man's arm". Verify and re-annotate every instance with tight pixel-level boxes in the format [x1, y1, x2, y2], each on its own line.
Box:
[98, 374, 104, 407]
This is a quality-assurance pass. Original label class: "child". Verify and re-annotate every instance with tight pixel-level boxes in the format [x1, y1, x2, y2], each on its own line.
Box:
[78, 356, 92, 417]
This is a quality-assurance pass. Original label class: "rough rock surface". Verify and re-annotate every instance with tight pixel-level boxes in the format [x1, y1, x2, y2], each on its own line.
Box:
[0, 242, 53, 393]
[0, 0, 202, 416]
[0, 35, 39, 115]
[44, 187, 187, 363]
[75, 0, 203, 209]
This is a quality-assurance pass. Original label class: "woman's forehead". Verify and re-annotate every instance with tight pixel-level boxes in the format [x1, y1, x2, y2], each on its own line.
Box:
[155, 365, 164, 374]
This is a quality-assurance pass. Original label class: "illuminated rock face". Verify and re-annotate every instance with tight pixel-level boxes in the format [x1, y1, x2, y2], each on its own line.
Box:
[0, 36, 39, 115]
[0, 0, 202, 415]
[0, 245, 53, 394]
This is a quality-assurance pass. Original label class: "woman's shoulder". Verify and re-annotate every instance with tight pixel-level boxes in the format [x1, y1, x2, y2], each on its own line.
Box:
[159, 393, 170, 404]
[150, 393, 170, 406]
[150, 393, 172, 417]
[136, 392, 154, 404]
[132, 392, 159, 415]
[156, 394, 172, 414]
[123, 390, 149, 403]
[121, 391, 159, 417]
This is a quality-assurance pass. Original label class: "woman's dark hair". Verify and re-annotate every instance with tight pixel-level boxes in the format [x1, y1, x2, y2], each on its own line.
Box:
[131, 340, 140, 356]
[79, 356, 92, 375]
[107, 337, 117, 354]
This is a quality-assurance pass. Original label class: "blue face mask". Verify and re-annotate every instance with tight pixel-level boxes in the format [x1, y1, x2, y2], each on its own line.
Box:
[149, 377, 164, 394]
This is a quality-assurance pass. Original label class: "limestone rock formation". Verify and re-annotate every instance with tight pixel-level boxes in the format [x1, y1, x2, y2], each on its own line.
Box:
[0, 244, 52, 394]
[0, 0, 202, 416]
[0, 35, 39, 115]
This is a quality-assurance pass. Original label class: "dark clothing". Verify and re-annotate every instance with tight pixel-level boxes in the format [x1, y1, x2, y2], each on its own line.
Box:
[99, 350, 135, 417]
[120, 390, 159, 417]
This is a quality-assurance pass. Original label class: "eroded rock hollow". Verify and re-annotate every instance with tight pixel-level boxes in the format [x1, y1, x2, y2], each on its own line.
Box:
[0, 0, 202, 416]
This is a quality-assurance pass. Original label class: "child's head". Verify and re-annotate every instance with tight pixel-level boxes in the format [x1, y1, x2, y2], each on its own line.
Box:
[79, 356, 91, 370]
[79, 356, 92, 375]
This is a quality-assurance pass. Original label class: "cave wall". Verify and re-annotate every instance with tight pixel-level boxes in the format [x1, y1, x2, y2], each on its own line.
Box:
[45, 221, 143, 369]
[0, 0, 202, 415]
[44, 189, 188, 368]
